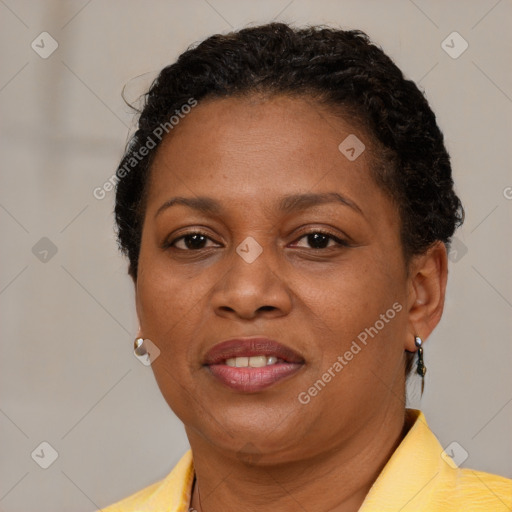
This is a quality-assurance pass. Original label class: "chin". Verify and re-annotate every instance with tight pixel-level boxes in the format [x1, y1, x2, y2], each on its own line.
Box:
[189, 408, 305, 455]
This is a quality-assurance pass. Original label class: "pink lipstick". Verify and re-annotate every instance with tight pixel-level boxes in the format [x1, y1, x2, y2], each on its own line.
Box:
[203, 337, 304, 392]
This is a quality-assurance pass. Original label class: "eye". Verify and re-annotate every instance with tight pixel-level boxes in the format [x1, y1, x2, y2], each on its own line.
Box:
[290, 230, 349, 250]
[165, 231, 219, 251]
[164, 229, 349, 252]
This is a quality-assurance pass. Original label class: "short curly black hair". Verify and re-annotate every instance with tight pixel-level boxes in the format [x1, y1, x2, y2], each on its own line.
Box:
[114, 22, 464, 376]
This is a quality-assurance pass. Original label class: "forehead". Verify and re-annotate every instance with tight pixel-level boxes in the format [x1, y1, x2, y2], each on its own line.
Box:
[145, 94, 391, 221]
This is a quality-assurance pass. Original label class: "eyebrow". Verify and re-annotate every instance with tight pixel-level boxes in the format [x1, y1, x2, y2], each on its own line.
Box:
[154, 192, 363, 219]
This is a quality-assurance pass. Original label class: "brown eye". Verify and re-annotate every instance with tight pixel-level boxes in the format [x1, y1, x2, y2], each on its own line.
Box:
[291, 231, 348, 250]
[166, 231, 218, 251]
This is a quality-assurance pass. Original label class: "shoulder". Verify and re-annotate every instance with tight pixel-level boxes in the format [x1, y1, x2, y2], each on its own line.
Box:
[362, 410, 512, 511]
[96, 449, 195, 512]
[100, 480, 163, 512]
[445, 467, 512, 509]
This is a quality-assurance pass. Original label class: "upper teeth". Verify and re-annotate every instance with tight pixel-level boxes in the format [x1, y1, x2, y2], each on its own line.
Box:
[225, 355, 279, 367]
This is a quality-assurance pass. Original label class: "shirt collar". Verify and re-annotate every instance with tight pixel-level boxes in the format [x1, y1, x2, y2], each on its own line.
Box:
[143, 449, 195, 512]
[358, 408, 446, 511]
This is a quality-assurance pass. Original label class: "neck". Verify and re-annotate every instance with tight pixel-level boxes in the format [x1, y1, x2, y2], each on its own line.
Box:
[188, 406, 409, 512]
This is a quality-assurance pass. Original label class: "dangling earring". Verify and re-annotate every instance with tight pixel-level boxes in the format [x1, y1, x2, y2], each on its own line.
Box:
[414, 335, 426, 395]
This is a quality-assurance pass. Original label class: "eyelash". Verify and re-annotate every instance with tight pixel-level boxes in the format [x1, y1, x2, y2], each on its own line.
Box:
[164, 229, 349, 251]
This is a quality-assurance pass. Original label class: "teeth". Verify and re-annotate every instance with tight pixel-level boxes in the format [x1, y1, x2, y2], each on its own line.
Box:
[224, 355, 280, 367]
[247, 355, 266, 367]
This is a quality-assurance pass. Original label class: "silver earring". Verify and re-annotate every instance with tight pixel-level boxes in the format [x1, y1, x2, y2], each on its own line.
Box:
[134, 337, 146, 357]
[414, 335, 426, 395]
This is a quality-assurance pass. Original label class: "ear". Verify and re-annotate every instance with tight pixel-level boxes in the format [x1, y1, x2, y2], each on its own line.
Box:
[134, 277, 144, 339]
[404, 241, 448, 351]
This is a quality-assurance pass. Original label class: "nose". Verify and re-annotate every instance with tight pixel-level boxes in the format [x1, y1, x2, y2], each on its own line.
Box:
[211, 239, 292, 320]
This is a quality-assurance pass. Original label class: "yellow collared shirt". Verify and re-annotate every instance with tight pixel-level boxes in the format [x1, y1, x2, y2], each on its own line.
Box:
[100, 409, 512, 511]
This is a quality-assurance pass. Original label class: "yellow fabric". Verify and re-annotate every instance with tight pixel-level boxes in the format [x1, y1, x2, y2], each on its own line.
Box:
[100, 409, 512, 511]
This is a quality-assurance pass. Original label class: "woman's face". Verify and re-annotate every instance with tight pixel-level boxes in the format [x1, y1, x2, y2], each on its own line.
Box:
[136, 94, 417, 461]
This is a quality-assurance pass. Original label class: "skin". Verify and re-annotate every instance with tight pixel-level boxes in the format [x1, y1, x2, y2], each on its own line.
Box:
[134, 94, 448, 512]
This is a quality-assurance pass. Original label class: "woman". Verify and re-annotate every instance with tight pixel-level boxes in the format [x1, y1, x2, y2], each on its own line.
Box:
[101, 22, 511, 512]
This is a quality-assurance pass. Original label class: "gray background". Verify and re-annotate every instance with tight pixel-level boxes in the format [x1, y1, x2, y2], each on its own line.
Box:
[1, 1, 511, 510]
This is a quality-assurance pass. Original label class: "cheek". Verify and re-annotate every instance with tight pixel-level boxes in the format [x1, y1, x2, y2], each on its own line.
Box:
[136, 241, 213, 328]
[301, 254, 401, 330]
[297, 254, 406, 377]
[135, 252, 203, 378]
[135, 255, 211, 416]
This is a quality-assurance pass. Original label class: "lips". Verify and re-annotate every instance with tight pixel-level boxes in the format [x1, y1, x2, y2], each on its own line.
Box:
[203, 337, 304, 365]
[203, 337, 305, 393]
